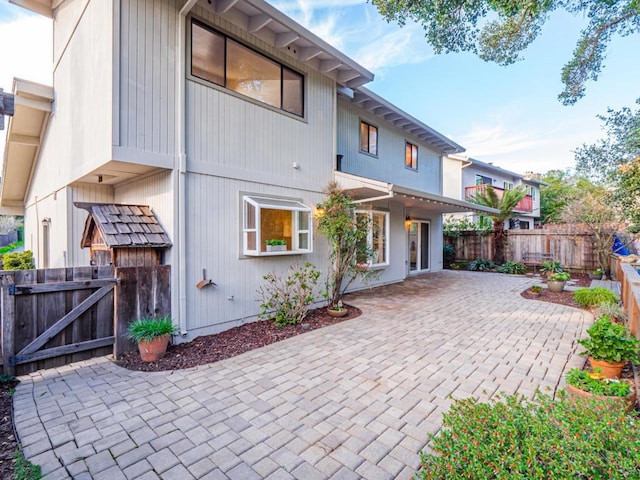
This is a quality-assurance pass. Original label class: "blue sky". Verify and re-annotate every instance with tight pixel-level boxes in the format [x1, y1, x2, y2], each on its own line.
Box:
[1, 0, 638, 175]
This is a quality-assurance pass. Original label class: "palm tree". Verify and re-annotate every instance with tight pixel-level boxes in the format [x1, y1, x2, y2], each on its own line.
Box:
[469, 185, 527, 264]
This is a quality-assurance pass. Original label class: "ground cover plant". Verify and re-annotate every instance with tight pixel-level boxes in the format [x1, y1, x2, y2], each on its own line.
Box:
[414, 392, 640, 479]
[467, 258, 495, 271]
[496, 261, 526, 275]
[565, 368, 632, 397]
[2, 251, 34, 270]
[0, 241, 23, 256]
[573, 287, 618, 307]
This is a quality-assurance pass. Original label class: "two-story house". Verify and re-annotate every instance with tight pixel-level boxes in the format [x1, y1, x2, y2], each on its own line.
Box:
[443, 156, 546, 229]
[1, 0, 495, 341]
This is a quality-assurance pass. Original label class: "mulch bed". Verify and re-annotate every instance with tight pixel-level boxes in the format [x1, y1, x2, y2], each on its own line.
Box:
[0, 378, 18, 479]
[116, 305, 362, 372]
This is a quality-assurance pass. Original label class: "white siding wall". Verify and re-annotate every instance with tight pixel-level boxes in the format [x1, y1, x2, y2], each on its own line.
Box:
[118, 0, 177, 157]
[337, 98, 442, 194]
[23, 0, 114, 266]
[442, 157, 464, 200]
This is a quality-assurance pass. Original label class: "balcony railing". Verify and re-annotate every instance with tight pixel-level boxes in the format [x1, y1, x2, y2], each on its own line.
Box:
[465, 185, 533, 213]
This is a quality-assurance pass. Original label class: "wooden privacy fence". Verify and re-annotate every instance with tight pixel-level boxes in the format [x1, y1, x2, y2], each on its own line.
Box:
[616, 258, 640, 338]
[445, 230, 599, 270]
[1, 265, 170, 375]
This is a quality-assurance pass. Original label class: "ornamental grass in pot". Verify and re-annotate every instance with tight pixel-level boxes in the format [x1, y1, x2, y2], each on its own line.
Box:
[577, 316, 640, 378]
[127, 316, 177, 362]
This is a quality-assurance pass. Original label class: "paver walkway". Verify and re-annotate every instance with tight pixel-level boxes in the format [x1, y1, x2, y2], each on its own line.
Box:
[14, 271, 591, 479]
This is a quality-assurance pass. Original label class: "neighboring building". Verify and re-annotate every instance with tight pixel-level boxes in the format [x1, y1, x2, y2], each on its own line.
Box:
[1, 0, 494, 341]
[443, 156, 546, 230]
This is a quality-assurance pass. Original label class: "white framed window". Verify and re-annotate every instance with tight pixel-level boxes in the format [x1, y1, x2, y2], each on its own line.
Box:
[242, 195, 312, 256]
[504, 181, 513, 190]
[355, 210, 389, 267]
[525, 185, 537, 200]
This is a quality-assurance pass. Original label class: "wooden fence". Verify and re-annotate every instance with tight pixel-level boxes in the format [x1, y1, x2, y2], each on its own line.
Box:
[616, 258, 640, 339]
[1, 265, 170, 375]
[445, 230, 599, 270]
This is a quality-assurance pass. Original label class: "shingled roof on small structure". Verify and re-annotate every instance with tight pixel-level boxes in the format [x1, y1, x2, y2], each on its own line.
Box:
[76, 203, 172, 248]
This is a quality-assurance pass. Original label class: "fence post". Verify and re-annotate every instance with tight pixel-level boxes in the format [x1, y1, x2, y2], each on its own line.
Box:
[1, 273, 16, 376]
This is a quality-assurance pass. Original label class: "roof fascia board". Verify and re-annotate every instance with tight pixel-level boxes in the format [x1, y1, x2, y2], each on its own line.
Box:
[9, 0, 52, 18]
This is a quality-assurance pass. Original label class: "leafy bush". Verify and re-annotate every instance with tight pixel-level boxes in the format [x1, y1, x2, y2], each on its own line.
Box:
[548, 271, 571, 281]
[578, 316, 640, 363]
[258, 262, 320, 327]
[127, 316, 177, 343]
[414, 392, 640, 480]
[573, 287, 618, 307]
[496, 261, 526, 274]
[540, 260, 563, 274]
[565, 368, 631, 397]
[0, 241, 23, 255]
[2, 250, 34, 270]
[443, 243, 455, 263]
[467, 259, 495, 271]
[529, 285, 543, 293]
[443, 216, 492, 237]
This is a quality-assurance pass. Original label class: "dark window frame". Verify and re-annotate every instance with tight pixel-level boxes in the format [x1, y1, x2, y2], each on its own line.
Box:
[190, 18, 305, 118]
[405, 141, 418, 170]
[360, 120, 378, 156]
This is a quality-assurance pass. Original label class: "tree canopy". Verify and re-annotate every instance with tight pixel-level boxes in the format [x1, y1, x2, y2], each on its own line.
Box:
[369, 0, 640, 105]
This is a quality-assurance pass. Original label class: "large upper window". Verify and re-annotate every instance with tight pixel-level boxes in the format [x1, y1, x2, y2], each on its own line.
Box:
[526, 185, 537, 200]
[360, 121, 378, 156]
[504, 181, 513, 190]
[355, 210, 389, 267]
[405, 142, 418, 170]
[191, 20, 304, 117]
[243, 196, 312, 256]
[475, 174, 492, 186]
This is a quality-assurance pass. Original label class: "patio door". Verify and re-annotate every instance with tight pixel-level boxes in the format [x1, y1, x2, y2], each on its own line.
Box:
[409, 221, 430, 272]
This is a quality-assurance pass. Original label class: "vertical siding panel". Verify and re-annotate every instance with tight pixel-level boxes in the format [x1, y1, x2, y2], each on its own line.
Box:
[120, 0, 130, 147]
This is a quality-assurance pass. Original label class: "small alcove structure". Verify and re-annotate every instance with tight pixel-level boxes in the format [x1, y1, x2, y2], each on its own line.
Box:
[76, 203, 172, 266]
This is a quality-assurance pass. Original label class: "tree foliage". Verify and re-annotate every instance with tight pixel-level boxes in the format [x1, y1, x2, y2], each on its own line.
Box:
[369, 0, 640, 105]
[539, 170, 577, 224]
[468, 185, 526, 263]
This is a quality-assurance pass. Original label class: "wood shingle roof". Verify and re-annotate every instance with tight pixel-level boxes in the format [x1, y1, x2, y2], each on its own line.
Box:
[76, 203, 172, 249]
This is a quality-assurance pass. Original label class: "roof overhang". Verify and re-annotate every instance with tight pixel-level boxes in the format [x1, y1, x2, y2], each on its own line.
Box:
[193, 0, 374, 89]
[8, 0, 53, 18]
[1, 78, 54, 213]
[344, 87, 465, 155]
[334, 172, 499, 215]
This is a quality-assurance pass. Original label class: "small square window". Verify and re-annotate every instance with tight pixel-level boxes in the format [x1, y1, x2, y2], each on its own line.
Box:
[243, 196, 313, 256]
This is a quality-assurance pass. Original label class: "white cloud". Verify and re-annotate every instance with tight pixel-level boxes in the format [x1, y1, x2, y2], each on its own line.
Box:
[0, 10, 52, 163]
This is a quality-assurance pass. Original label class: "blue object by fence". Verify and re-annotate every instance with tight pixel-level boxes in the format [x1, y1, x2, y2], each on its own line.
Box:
[612, 235, 630, 255]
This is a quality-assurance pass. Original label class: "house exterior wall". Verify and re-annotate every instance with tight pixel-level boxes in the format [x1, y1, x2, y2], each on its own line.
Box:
[337, 98, 442, 194]
[442, 156, 465, 200]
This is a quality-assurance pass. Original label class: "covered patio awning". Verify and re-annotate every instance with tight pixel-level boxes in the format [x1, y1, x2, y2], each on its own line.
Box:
[334, 171, 499, 216]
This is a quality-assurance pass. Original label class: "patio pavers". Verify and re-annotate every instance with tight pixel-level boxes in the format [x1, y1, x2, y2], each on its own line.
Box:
[13, 271, 591, 479]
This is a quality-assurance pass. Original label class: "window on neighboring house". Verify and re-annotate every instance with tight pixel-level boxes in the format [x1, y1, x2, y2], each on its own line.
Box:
[360, 121, 378, 155]
[242, 196, 312, 256]
[504, 182, 513, 190]
[355, 210, 389, 267]
[475, 174, 492, 185]
[405, 142, 418, 170]
[525, 185, 537, 200]
[191, 20, 304, 117]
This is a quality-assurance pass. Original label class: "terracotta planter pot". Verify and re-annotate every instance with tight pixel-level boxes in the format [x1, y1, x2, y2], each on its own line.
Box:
[523, 290, 541, 299]
[138, 334, 170, 362]
[589, 357, 625, 379]
[566, 383, 636, 411]
[547, 280, 566, 293]
[327, 308, 347, 318]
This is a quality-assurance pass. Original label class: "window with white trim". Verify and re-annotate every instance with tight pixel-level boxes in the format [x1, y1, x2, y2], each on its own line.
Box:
[525, 185, 537, 200]
[504, 181, 513, 190]
[355, 210, 389, 266]
[243, 196, 312, 256]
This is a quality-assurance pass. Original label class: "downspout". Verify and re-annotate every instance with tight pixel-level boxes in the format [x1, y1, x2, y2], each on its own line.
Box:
[175, 0, 198, 336]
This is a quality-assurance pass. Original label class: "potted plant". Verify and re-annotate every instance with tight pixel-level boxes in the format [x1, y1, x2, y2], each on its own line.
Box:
[127, 316, 177, 362]
[540, 260, 563, 278]
[589, 268, 604, 280]
[265, 239, 287, 252]
[327, 300, 348, 317]
[523, 285, 543, 299]
[577, 316, 640, 378]
[565, 368, 636, 411]
[547, 271, 570, 293]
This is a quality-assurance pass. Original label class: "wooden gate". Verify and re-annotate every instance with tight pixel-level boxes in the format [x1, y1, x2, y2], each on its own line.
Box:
[1, 266, 116, 375]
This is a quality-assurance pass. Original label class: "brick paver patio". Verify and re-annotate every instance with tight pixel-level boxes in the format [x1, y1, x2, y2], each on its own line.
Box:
[14, 271, 591, 479]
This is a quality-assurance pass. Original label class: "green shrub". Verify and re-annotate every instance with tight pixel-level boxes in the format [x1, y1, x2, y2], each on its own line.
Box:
[257, 262, 321, 327]
[414, 392, 640, 480]
[2, 250, 34, 270]
[540, 260, 563, 274]
[443, 243, 455, 263]
[126, 316, 177, 343]
[530, 285, 543, 293]
[565, 368, 631, 397]
[548, 271, 571, 281]
[467, 259, 495, 271]
[496, 261, 526, 275]
[0, 241, 23, 255]
[573, 287, 618, 307]
[578, 316, 640, 364]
